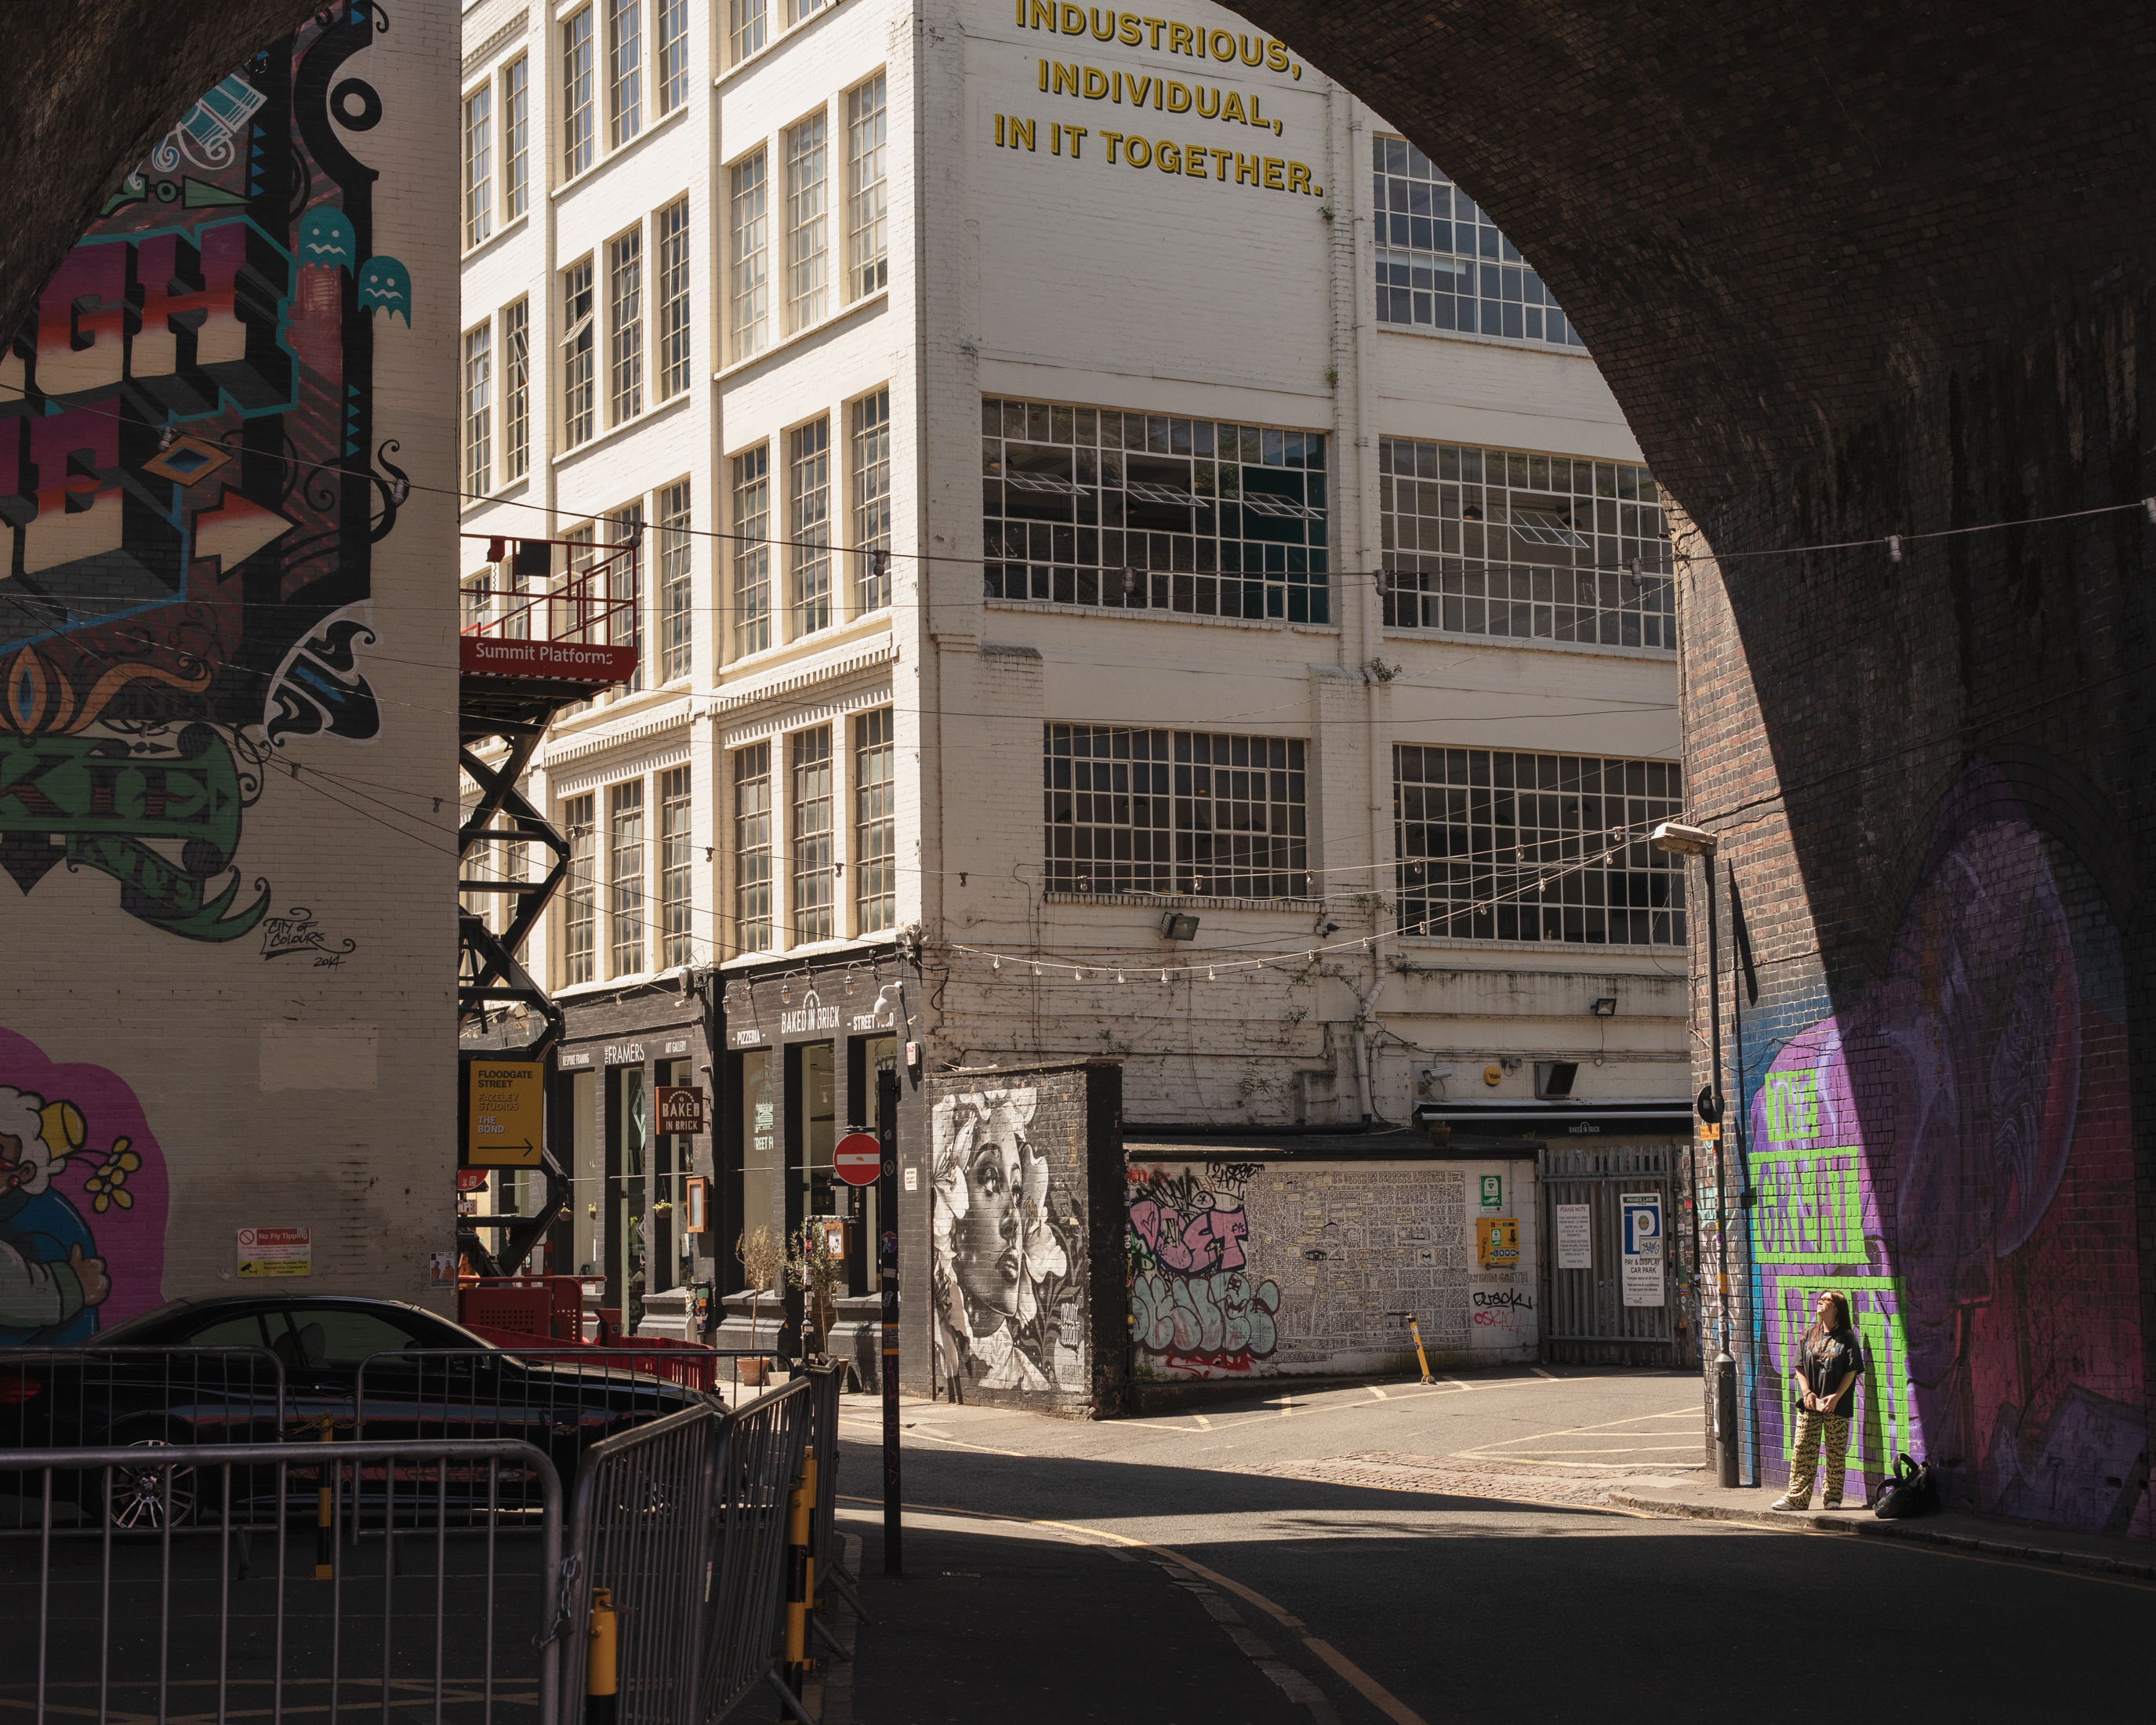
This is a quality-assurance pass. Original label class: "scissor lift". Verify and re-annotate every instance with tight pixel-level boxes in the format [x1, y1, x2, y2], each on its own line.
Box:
[456, 532, 640, 1273]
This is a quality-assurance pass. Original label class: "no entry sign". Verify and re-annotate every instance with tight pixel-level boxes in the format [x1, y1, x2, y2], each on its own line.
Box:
[834, 1131, 883, 1187]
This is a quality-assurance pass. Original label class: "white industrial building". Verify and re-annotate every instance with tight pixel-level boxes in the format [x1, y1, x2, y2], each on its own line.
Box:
[454, 0, 1688, 1336]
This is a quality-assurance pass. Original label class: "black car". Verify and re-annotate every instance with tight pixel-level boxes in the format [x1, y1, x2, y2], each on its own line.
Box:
[0, 1293, 710, 1530]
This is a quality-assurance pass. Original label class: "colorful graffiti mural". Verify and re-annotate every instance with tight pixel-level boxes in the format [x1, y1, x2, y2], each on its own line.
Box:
[1744, 761, 2145, 1535]
[1127, 1166, 1282, 1375]
[930, 1088, 1088, 1393]
[0, 11, 404, 941]
[0, 1028, 167, 1344]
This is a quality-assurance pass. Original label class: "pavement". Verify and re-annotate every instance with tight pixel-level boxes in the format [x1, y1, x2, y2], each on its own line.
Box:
[814, 1367, 2153, 1723]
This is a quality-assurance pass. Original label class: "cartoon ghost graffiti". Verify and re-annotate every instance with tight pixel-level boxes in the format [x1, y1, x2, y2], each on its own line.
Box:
[0, 1086, 137, 1346]
[357, 256, 410, 323]
[297, 206, 356, 271]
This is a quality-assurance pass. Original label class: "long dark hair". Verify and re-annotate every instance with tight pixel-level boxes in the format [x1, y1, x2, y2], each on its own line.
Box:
[1803, 1291, 1852, 1353]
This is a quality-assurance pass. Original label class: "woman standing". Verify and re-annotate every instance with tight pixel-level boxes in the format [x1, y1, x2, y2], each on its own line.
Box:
[1773, 1290, 1865, 1510]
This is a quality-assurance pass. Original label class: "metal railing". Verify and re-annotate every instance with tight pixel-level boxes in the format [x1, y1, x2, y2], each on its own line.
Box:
[0, 1438, 564, 1725]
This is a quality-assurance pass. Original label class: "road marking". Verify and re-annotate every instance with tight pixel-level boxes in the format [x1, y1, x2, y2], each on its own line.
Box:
[1367, 1385, 1388, 1400]
[1531, 1367, 1559, 1380]
[1192, 1414, 1213, 1429]
[1443, 1377, 1475, 1391]
[895, 1429, 1029, 1458]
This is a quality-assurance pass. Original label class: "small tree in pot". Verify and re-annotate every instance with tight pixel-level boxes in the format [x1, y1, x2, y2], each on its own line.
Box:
[788, 1218, 846, 1358]
[736, 1224, 786, 1383]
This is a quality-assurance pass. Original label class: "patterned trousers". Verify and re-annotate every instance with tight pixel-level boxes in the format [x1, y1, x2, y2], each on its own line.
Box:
[1787, 1408, 1851, 1505]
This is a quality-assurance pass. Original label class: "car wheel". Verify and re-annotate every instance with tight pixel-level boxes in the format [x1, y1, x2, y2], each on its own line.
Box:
[104, 1429, 198, 1534]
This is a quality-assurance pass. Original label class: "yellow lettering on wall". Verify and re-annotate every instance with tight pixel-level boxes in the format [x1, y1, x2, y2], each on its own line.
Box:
[1209, 28, 1236, 60]
[1118, 13, 1142, 45]
[1052, 122, 1062, 154]
[1125, 136, 1152, 168]
[1083, 67, 1109, 98]
[1012, 117, 1036, 151]
[1262, 156, 1284, 189]
[1185, 144, 1207, 178]
[996, 114, 1006, 146]
[1039, 58, 1049, 90]
[1167, 21, 1192, 54]
[1235, 151, 1259, 185]
[1101, 129, 1124, 162]
[1157, 140, 1180, 172]
[1060, 4, 1086, 34]
[1267, 42, 1289, 71]
[1220, 89, 1246, 124]
[1210, 146, 1231, 179]
[1166, 80, 1191, 112]
[1287, 161, 1312, 194]
[1196, 85, 1219, 118]
[1030, 0, 1056, 30]
[1066, 124, 1089, 157]
[1238, 33, 1265, 67]
[1089, 5, 1116, 38]
[1129, 74, 1151, 106]
[1053, 62, 1080, 95]
[1143, 15, 1166, 49]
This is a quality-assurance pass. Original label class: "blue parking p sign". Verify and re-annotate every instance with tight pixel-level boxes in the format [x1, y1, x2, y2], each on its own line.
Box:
[1620, 1193, 1664, 1308]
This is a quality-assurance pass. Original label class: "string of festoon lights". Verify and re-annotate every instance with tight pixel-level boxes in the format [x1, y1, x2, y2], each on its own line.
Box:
[942, 830, 1649, 984]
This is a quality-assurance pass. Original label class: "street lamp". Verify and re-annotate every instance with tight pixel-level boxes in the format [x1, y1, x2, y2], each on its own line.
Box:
[1650, 819, 1741, 1489]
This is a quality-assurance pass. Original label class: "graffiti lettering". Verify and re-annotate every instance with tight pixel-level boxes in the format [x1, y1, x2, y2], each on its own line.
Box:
[259, 906, 357, 961]
[1472, 1289, 1532, 1311]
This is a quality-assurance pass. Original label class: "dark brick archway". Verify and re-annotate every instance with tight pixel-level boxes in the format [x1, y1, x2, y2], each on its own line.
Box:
[6, 1, 2149, 1531]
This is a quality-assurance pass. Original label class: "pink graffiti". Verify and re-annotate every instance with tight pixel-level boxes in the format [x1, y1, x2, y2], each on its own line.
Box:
[1130, 1196, 1247, 1272]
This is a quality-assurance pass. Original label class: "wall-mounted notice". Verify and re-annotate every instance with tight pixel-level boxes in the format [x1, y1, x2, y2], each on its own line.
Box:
[238, 1226, 310, 1278]
[1555, 1203, 1593, 1269]
[1475, 1216, 1519, 1267]
[1621, 1193, 1664, 1306]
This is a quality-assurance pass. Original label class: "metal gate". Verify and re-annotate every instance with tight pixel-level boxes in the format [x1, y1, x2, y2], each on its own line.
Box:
[1541, 1143, 1675, 1366]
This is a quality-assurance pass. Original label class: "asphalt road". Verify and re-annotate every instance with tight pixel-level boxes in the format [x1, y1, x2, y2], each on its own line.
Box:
[832, 1368, 2151, 1724]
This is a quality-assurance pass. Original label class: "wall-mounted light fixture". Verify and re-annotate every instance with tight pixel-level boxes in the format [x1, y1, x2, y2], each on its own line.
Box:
[1591, 997, 1618, 1017]
[1158, 911, 1200, 941]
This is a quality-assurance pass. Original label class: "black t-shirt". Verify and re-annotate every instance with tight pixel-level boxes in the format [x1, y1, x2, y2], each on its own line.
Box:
[1797, 1327, 1864, 1416]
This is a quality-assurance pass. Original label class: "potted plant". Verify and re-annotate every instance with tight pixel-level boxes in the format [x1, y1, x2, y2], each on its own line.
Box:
[736, 1224, 785, 1385]
[787, 1218, 846, 1358]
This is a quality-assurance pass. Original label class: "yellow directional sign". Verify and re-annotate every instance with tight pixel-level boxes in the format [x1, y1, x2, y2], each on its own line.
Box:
[466, 1061, 544, 1165]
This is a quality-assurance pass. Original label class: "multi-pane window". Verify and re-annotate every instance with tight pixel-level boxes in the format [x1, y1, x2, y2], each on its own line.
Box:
[789, 417, 831, 636]
[608, 228, 643, 426]
[1044, 727, 1308, 899]
[854, 709, 895, 934]
[462, 322, 492, 497]
[660, 766, 693, 970]
[729, 152, 769, 361]
[731, 445, 771, 656]
[1380, 440, 1675, 650]
[561, 260, 595, 447]
[564, 793, 597, 985]
[846, 75, 887, 298]
[612, 502, 644, 690]
[503, 298, 529, 481]
[463, 84, 493, 249]
[498, 838, 527, 940]
[734, 743, 772, 953]
[609, 778, 646, 975]
[656, 0, 690, 112]
[984, 398, 1330, 624]
[790, 727, 833, 945]
[1395, 749, 1686, 946]
[783, 114, 828, 333]
[608, 0, 644, 147]
[503, 57, 530, 220]
[655, 198, 691, 400]
[728, 0, 768, 66]
[563, 9, 596, 178]
[1372, 135, 1584, 350]
[657, 479, 692, 682]
[851, 388, 891, 610]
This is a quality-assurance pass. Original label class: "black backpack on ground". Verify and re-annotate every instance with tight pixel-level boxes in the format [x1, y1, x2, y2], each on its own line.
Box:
[1873, 1453, 1939, 1519]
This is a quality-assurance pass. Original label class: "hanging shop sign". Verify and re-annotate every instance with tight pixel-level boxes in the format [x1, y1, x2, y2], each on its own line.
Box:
[466, 1060, 544, 1166]
[656, 1084, 707, 1135]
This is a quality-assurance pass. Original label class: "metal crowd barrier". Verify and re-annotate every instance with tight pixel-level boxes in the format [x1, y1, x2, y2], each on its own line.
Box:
[0, 1437, 564, 1725]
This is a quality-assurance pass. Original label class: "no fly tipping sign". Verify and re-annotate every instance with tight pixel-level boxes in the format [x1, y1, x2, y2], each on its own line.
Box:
[466, 1061, 544, 1166]
[834, 1131, 883, 1187]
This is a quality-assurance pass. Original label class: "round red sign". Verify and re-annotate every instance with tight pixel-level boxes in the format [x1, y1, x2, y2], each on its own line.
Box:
[456, 1169, 489, 1193]
[833, 1131, 883, 1187]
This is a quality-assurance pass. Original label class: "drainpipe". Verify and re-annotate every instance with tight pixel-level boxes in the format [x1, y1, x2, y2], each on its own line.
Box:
[1353, 976, 1386, 1128]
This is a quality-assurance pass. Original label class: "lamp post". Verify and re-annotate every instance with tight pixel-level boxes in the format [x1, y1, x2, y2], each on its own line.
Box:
[1650, 820, 1740, 1489]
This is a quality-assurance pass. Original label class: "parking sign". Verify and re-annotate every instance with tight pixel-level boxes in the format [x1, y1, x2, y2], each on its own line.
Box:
[1620, 1193, 1664, 1307]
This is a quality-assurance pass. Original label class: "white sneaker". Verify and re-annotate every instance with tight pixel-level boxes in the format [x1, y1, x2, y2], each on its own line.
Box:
[1769, 1495, 1808, 1511]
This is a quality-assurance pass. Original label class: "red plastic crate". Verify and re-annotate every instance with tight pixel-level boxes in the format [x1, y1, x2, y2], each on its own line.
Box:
[460, 1275, 584, 1341]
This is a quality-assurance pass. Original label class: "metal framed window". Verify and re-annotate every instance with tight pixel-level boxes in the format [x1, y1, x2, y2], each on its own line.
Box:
[984, 397, 1330, 624]
[788, 417, 830, 636]
[845, 74, 887, 299]
[461, 833, 491, 925]
[656, 0, 690, 113]
[1371, 134, 1584, 350]
[783, 114, 827, 334]
[850, 387, 891, 611]
[1044, 726, 1308, 899]
[657, 479, 692, 682]
[1379, 440, 1675, 650]
[503, 56, 530, 220]
[564, 793, 596, 985]
[728, 0, 767, 66]
[498, 838, 527, 939]
[609, 778, 646, 976]
[854, 708, 895, 934]
[1393, 748, 1686, 946]
[561, 260, 595, 448]
[734, 743, 771, 953]
[655, 198, 691, 400]
[562, 8, 596, 179]
[731, 445, 771, 656]
[607, 0, 643, 148]
[608, 227, 643, 426]
[462, 322, 492, 498]
[729, 151, 768, 361]
[463, 83, 493, 249]
[503, 297, 529, 481]
[612, 502, 644, 690]
[790, 727, 833, 945]
[660, 765, 693, 970]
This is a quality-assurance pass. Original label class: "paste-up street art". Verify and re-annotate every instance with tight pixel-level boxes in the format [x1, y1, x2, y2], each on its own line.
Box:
[1127, 1166, 1282, 1374]
[930, 1088, 1087, 1394]
[1744, 761, 2146, 1534]
[0, 1027, 167, 1345]
[0, 11, 402, 942]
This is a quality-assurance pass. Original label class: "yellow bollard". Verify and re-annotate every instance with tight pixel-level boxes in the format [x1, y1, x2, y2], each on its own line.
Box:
[1407, 1317, 1436, 1385]
[783, 1450, 817, 1696]
[312, 1415, 336, 1580]
[586, 1587, 617, 1725]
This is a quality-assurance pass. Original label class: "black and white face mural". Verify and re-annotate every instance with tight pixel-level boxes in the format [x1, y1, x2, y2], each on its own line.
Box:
[930, 1087, 1087, 1395]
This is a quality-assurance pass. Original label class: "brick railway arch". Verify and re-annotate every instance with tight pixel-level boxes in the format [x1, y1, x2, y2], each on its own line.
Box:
[6, 0, 2151, 1527]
